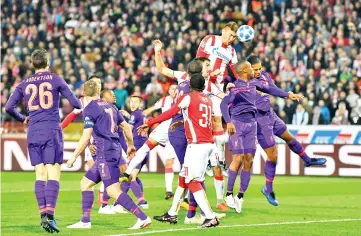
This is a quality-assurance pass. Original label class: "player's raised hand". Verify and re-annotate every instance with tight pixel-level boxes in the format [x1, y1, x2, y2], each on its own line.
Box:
[226, 122, 236, 136]
[226, 83, 235, 92]
[127, 145, 136, 160]
[137, 124, 150, 136]
[89, 145, 96, 156]
[170, 120, 184, 132]
[154, 39, 163, 52]
[288, 92, 304, 102]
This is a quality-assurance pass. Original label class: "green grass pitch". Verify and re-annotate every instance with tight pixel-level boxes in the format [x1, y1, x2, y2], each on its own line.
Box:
[2, 172, 361, 236]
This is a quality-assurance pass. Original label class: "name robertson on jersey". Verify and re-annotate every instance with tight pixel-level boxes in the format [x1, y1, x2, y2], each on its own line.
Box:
[211, 47, 231, 62]
[26, 74, 53, 83]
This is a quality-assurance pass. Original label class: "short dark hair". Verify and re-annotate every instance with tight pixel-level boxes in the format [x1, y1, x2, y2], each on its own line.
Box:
[31, 49, 49, 69]
[187, 60, 203, 76]
[100, 89, 112, 98]
[247, 55, 261, 65]
[87, 74, 101, 81]
[190, 73, 205, 92]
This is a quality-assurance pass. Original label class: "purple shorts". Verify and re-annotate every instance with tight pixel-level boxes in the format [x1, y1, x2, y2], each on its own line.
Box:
[169, 135, 187, 165]
[228, 120, 257, 155]
[85, 156, 121, 189]
[256, 111, 287, 149]
[27, 129, 63, 166]
[134, 141, 148, 170]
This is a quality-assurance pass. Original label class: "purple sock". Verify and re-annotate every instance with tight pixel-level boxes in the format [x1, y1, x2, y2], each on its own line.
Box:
[130, 181, 145, 204]
[288, 139, 311, 163]
[35, 180, 46, 215]
[117, 192, 147, 220]
[102, 190, 110, 207]
[227, 169, 237, 193]
[81, 191, 94, 223]
[45, 180, 60, 216]
[187, 192, 197, 218]
[239, 170, 251, 193]
[136, 177, 143, 192]
[264, 160, 276, 193]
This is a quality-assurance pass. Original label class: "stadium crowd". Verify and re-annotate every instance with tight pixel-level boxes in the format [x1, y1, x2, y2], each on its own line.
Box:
[1, 0, 361, 125]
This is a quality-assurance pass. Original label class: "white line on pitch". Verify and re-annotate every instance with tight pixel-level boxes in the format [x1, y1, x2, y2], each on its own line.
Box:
[109, 218, 361, 236]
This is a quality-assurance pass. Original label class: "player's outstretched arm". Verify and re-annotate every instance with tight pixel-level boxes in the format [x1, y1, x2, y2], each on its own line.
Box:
[220, 94, 235, 135]
[60, 109, 82, 129]
[5, 86, 26, 122]
[67, 128, 92, 168]
[154, 40, 174, 78]
[119, 121, 136, 159]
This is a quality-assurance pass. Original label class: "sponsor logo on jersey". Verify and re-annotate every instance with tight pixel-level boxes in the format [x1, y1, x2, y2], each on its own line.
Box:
[211, 47, 231, 62]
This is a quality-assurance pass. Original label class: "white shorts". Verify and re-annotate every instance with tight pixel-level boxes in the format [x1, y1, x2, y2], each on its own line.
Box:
[84, 147, 93, 162]
[164, 142, 177, 160]
[180, 143, 217, 183]
[149, 120, 171, 146]
[210, 96, 222, 116]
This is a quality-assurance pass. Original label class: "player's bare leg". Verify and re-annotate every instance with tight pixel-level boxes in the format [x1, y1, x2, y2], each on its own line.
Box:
[261, 146, 279, 206]
[279, 130, 327, 167]
[234, 154, 253, 213]
[43, 163, 61, 233]
[98, 182, 116, 214]
[164, 158, 175, 199]
[212, 165, 228, 211]
[34, 164, 49, 231]
[225, 154, 242, 209]
[212, 116, 228, 175]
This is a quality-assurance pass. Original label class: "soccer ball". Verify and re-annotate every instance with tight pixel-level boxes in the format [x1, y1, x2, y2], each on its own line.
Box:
[236, 25, 255, 42]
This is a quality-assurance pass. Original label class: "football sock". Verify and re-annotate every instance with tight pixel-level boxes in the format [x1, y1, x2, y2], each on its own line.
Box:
[214, 131, 225, 162]
[265, 160, 277, 193]
[227, 169, 237, 194]
[288, 139, 311, 163]
[165, 168, 174, 193]
[81, 190, 94, 223]
[239, 170, 251, 195]
[214, 175, 224, 204]
[102, 189, 110, 207]
[237, 192, 244, 199]
[45, 180, 59, 217]
[187, 192, 197, 218]
[130, 180, 145, 204]
[189, 181, 215, 219]
[35, 180, 46, 216]
[168, 176, 187, 216]
[136, 177, 144, 192]
[117, 192, 147, 220]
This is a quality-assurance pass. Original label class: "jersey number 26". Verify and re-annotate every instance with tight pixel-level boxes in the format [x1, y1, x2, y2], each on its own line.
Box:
[25, 82, 53, 111]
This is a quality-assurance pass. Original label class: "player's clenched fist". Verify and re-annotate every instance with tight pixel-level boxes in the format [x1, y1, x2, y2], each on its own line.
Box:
[226, 122, 236, 136]
[153, 39, 163, 53]
[67, 156, 76, 168]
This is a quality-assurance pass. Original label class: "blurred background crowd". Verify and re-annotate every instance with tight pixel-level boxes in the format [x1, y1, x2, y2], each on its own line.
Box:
[1, 0, 361, 126]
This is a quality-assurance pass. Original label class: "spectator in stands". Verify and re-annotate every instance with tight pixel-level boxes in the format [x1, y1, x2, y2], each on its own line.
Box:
[292, 104, 309, 125]
[113, 83, 129, 109]
[311, 106, 325, 125]
[145, 76, 163, 96]
[332, 102, 349, 125]
[318, 100, 331, 124]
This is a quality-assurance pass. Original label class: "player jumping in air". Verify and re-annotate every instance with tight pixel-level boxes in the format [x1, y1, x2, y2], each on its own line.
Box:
[66, 80, 151, 230]
[221, 60, 303, 213]
[5, 49, 82, 233]
[196, 21, 239, 173]
[154, 40, 228, 211]
[246, 55, 327, 206]
[138, 74, 220, 228]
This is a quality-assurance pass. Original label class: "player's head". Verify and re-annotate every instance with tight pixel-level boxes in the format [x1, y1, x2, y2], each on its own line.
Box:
[195, 57, 211, 78]
[83, 79, 101, 98]
[168, 83, 177, 99]
[129, 96, 142, 112]
[31, 49, 49, 70]
[190, 73, 205, 92]
[87, 74, 102, 90]
[187, 60, 203, 78]
[100, 89, 116, 104]
[221, 21, 238, 46]
[235, 60, 254, 81]
[247, 55, 262, 78]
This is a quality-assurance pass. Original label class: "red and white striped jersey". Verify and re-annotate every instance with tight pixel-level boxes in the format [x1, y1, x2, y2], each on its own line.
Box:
[153, 95, 172, 113]
[196, 35, 238, 85]
[177, 92, 214, 144]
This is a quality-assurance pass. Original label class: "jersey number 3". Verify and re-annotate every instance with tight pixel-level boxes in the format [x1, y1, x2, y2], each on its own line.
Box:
[199, 104, 212, 128]
[25, 82, 53, 111]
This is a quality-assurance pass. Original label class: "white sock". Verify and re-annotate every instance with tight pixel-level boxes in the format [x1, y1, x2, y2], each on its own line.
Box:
[168, 185, 186, 216]
[190, 182, 215, 219]
[165, 168, 174, 192]
[214, 176, 224, 204]
[125, 144, 151, 175]
[214, 134, 225, 162]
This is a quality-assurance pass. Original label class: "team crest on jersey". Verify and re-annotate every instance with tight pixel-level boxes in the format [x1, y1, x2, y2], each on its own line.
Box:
[130, 115, 135, 121]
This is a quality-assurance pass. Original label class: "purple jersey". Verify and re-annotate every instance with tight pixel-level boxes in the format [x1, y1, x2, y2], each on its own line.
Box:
[5, 71, 81, 131]
[129, 109, 147, 144]
[221, 78, 289, 123]
[171, 81, 190, 123]
[84, 99, 124, 157]
[255, 71, 278, 113]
